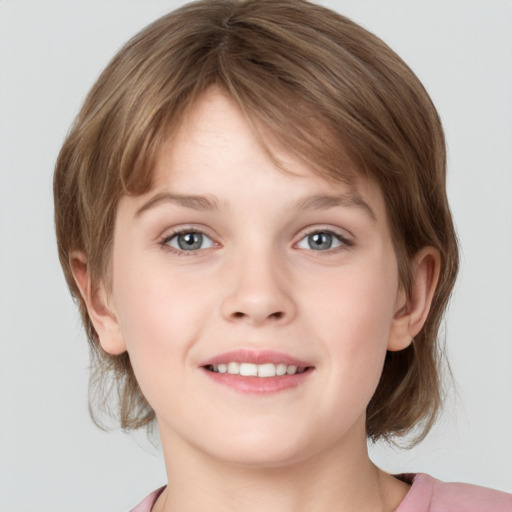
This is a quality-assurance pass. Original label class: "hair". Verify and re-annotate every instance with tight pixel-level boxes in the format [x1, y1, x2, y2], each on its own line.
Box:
[54, 0, 459, 443]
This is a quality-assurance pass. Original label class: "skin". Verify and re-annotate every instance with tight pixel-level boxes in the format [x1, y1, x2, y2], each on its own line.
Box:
[72, 88, 440, 512]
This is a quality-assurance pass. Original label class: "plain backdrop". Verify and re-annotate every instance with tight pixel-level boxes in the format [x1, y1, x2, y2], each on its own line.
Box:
[0, 1, 511, 511]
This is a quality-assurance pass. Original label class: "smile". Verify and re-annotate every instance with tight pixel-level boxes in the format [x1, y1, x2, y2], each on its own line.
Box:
[200, 350, 314, 393]
[205, 362, 308, 377]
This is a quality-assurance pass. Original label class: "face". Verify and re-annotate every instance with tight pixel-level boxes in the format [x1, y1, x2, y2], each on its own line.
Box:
[105, 89, 406, 467]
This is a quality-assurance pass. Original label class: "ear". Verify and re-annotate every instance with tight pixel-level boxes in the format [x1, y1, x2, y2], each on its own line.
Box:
[69, 251, 127, 355]
[388, 247, 441, 352]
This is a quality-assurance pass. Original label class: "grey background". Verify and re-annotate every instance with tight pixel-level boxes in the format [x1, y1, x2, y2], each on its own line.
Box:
[1, 1, 511, 511]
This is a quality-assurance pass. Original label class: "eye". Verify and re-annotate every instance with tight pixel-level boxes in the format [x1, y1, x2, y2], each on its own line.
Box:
[296, 230, 349, 251]
[163, 231, 215, 252]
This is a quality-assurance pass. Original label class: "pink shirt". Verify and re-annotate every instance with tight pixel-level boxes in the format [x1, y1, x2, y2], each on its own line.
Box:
[130, 474, 512, 512]
[396, 473, 512, 512]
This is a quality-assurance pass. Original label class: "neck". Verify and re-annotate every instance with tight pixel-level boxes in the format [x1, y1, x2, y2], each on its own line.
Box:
[153, 421, 409, 512]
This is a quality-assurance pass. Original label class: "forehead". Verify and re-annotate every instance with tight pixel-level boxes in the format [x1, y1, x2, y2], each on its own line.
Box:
[121, 89, 388, 230]
[152, 89, 370, 192]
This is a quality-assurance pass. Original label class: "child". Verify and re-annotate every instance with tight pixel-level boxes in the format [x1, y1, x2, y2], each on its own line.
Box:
[53, 1, 512, 511]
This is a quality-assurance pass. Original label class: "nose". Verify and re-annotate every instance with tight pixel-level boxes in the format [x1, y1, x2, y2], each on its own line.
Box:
[220, 251, 296, 327]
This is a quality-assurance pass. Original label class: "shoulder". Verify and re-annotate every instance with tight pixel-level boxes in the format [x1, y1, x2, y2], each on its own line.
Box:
[396, 473, 512, 512]
[129, 486, 166, 512]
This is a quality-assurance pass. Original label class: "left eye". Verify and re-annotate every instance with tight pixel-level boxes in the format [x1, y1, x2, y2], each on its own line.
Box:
[296, 231, 346, 251]
[165, 231, 215, 251]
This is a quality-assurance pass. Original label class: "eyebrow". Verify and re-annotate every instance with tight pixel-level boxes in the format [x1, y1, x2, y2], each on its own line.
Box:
[135, 191, 376, 221]
[135, 193, 220, 217]
[293, 193, 376, 221]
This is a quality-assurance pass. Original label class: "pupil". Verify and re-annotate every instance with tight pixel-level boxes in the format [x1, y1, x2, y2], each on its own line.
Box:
[309, 232, 332, 250]
[178, 232, 202, 250]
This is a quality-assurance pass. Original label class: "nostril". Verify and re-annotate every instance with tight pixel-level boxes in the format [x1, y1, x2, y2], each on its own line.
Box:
[227, 309, 288, 323]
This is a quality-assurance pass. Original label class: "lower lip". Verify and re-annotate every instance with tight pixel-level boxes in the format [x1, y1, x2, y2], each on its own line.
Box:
[201, 368, 313, 394]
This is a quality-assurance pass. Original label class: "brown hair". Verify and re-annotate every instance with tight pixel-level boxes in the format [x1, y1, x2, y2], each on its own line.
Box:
[54, 0, 458, 442]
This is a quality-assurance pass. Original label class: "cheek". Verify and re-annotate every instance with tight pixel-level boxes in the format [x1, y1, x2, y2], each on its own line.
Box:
[111, 261, 209, 380]
[305, 261, 398, 384]
[308, 259, 397, 333]
[111, 278, 207, 415]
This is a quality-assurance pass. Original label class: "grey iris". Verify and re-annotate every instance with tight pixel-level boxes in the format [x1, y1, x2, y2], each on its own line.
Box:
[308, 232, 333, 250]
[178, 232, 203, 250]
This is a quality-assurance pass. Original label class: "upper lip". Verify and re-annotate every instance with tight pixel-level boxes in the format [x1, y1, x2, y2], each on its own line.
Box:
[199, 349, 313, 368]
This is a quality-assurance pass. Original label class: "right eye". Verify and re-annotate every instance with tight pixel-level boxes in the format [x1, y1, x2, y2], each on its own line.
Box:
[163, 231, 216, 252]
[295, 229, 351, 252]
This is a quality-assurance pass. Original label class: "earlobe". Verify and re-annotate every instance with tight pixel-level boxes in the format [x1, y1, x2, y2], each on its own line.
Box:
[388, 247, 441, 352]
[69, 251, 127, 355]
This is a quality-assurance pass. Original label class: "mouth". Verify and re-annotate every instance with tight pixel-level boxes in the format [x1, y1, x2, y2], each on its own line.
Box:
[200, 350, 314, 393]
[204, 362, 311, 377]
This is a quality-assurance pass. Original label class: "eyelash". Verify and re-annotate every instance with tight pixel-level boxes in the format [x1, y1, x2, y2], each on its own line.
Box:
[159, 228, 217, 256]
[295, 228, 353, 252]
[159, 227, 353, 255]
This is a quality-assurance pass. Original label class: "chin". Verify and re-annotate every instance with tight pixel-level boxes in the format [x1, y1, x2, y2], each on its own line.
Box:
[199, 426, 323, 469]
[215, 447, 309, 469]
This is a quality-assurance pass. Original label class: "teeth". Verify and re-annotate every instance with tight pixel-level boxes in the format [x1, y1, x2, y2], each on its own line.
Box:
[227, 362, 240, 374]
[258, 363, 275, 377]
[240, 363, 258, 376]
[286, 365, 297, 375]
[209, 362, 306, 377]
[276, 363, 287, 376]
